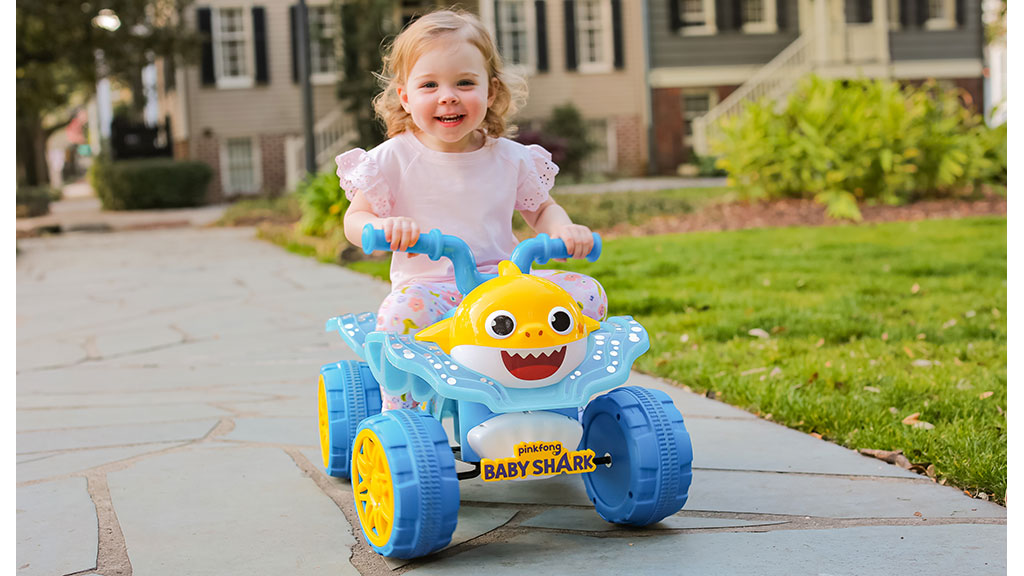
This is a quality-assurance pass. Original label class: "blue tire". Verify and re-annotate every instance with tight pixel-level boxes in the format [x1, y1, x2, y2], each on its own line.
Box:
[352, 410, 460, 559]
[581, 386, 693, 526]
[318, 361, 382, 478]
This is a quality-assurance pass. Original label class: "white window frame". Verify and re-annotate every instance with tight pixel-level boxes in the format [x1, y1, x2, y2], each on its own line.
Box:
[219, 136, 262, 195]
[740, 0, 777, 34]
[681, 89, 718, 147]
[496, 0, 538, 75]
[575, 0, 614, 74]
[211, 6, 255, 89]
[678, 0, 717, 36]
[888, 0, 901, 30]
[924, 0, 956, 30]
[307, 3, 340, 85]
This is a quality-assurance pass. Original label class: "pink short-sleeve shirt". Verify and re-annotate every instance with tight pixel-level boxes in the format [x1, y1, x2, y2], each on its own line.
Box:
[336, 132, 559, 290]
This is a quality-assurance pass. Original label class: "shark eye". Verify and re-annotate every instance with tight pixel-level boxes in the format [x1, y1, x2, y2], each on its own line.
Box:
[548, 307, 574, 335]
[485, 310, 516, 339]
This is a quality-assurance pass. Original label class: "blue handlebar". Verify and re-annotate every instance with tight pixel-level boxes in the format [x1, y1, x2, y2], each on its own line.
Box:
[510, 233, 601, 273]
[361, 224, 494, 295]
[360, 224, 601, 295]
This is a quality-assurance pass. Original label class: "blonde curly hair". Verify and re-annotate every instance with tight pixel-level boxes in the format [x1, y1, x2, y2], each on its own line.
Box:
[373, 9, 526, 139]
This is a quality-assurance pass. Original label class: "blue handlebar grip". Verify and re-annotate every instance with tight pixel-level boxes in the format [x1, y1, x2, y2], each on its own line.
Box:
[361, 224, 445, 261]
[509, 232, 602, 273]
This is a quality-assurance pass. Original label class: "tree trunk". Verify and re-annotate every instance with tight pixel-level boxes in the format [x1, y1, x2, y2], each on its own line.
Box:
[17, 114, 50, 187]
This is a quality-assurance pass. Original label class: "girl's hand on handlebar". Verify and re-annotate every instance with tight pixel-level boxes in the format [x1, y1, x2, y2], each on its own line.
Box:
[381, 217, 421, 252]
[551, 224, 594, 260]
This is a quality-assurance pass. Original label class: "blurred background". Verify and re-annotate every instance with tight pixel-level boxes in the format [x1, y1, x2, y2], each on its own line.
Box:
[16, 0, 1006, 211]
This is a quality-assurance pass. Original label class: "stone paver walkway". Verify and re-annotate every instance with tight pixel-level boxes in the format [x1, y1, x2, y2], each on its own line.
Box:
[16, 227, 1006, 576]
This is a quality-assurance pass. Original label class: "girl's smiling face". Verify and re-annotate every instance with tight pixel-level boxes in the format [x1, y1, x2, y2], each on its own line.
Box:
[399, 38, 497, 153]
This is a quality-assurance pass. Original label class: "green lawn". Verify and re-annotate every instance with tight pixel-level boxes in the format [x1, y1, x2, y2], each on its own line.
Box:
[553, 217, 1007, 502]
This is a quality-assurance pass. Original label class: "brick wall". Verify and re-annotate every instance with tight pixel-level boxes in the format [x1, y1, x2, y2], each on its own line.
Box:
[260, 134, 288, 195]
[652, 87, 683, 174]
[194, 134, 223, 203]
[614, 115, 646, 176]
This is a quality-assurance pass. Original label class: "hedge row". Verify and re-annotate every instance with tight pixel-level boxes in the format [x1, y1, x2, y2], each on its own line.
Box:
[90, 155, 212, 210]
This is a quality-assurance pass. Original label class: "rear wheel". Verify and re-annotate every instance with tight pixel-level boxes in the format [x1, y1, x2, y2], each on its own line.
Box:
[581, 386, 693, 526]
[352, 409, 459, 559]
[318, 361, 382, 478]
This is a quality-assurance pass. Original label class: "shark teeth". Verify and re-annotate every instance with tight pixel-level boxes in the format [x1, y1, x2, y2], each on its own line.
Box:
[506, 348, 563, 360]
[500, 346, 567, 381]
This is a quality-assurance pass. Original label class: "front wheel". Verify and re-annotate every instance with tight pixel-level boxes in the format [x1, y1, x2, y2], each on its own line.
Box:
[580, 386, 693, 526]
[352, 409, 459, 559]
[319, 360, 382, 478]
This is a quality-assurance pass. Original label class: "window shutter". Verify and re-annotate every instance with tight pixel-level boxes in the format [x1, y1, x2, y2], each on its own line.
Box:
[732, 0, 743, 30]
[536, 0, 549, 72]
[776, 0, 788, 30]
[668, 0, 681, 31]
[915, 0, 929, 27]
[494, 1, 503, 53]
[198, 7, 215, 86]
[290, 5, 299, 84]
[900, 0, 915, 28]
[253, 7, 269, 84]
[611, 0, 624, 69]
[955, 0, 967, 27]
[715, 0, 732, 32]
[564, 0, 577, 71]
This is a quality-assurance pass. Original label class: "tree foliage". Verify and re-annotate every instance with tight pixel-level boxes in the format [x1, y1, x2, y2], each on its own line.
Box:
[337, 0, 396, 149]
[16, 0, 199, 184]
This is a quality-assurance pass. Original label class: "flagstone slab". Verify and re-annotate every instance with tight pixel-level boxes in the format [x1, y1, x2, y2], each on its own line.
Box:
[223, 417, 318, 446]
[403, 524, 1006, 575]
[683, 417, 920, 478]
[16, 478, 98, 576]
[108, 444, 359, 576]
[16, 442, 185, 483]
[16, 389, 272, 410]
[458, 472, 593, 507]
[17, 419, 218, 454]
[384, 506, 518, 570]
[521, 508, 787, 532]
[686, 469, 1007, 519]
[626, 373, 759, 420]
[17, 404, 232, 432]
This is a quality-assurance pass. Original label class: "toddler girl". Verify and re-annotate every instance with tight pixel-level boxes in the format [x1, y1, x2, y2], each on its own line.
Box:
[337, 9, 607, 410]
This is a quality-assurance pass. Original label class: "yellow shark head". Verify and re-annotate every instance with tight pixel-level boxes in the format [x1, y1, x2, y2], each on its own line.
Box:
[415, 261, 601, 388]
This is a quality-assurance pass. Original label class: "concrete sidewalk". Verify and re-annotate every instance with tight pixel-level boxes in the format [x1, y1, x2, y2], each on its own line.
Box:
[16, 227, 1006, 576]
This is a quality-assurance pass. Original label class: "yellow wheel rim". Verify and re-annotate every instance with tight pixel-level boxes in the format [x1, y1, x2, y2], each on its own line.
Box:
[352, 428, 394, 547]
[318, 374, 330, 469]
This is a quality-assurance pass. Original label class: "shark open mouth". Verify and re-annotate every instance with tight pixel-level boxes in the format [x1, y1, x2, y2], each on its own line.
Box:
[500, 346, 566, 381]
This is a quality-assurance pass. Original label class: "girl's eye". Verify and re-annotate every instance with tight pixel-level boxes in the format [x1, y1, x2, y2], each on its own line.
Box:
[457, 80, 475, 87]
[485, 310, 516, 339]
[548, 307, 574, 335]
[421, 81, 437, 89]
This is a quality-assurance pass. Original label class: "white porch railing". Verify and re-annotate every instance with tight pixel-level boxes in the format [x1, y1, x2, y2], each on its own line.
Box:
[285, 107, 359, 189]
[692, 33, 815, 156]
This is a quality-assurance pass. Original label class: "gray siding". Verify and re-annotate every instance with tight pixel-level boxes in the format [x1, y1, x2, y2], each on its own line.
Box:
[889, 0, 983, 61]
[650, 0, 800, 68]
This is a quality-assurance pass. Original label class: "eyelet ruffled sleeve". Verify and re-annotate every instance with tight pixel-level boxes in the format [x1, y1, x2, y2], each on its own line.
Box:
[515, 144, 560, 212]
[336, 148, 393, 217]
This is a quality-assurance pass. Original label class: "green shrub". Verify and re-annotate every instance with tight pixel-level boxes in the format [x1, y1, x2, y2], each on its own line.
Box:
[90, 154, 212, 210]
[544, 103, 597, 181]
[712, 76, 1007, 220]
[16, 186, 59, 218]
[296, 171, 348, 238]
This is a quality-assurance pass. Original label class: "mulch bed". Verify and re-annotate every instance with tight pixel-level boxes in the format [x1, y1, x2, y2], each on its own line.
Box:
[605, 193, 1007, 238]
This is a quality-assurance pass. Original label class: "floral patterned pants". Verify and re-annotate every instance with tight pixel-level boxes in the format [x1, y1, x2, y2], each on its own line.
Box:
[375, 270, 608, 410]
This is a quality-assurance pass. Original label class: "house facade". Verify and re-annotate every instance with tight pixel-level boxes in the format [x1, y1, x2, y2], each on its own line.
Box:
[649, 0, 986, 173]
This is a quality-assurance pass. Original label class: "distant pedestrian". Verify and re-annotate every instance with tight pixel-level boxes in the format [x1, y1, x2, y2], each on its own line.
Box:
[336, 9, 607, 410]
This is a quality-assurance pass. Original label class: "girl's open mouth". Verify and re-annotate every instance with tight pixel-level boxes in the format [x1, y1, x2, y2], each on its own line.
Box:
[436, 114, 465, 126]
[500, 346, 566, 381]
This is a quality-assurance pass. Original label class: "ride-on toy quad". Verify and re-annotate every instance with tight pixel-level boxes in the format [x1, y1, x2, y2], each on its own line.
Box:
[317, 224, 694, 559]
